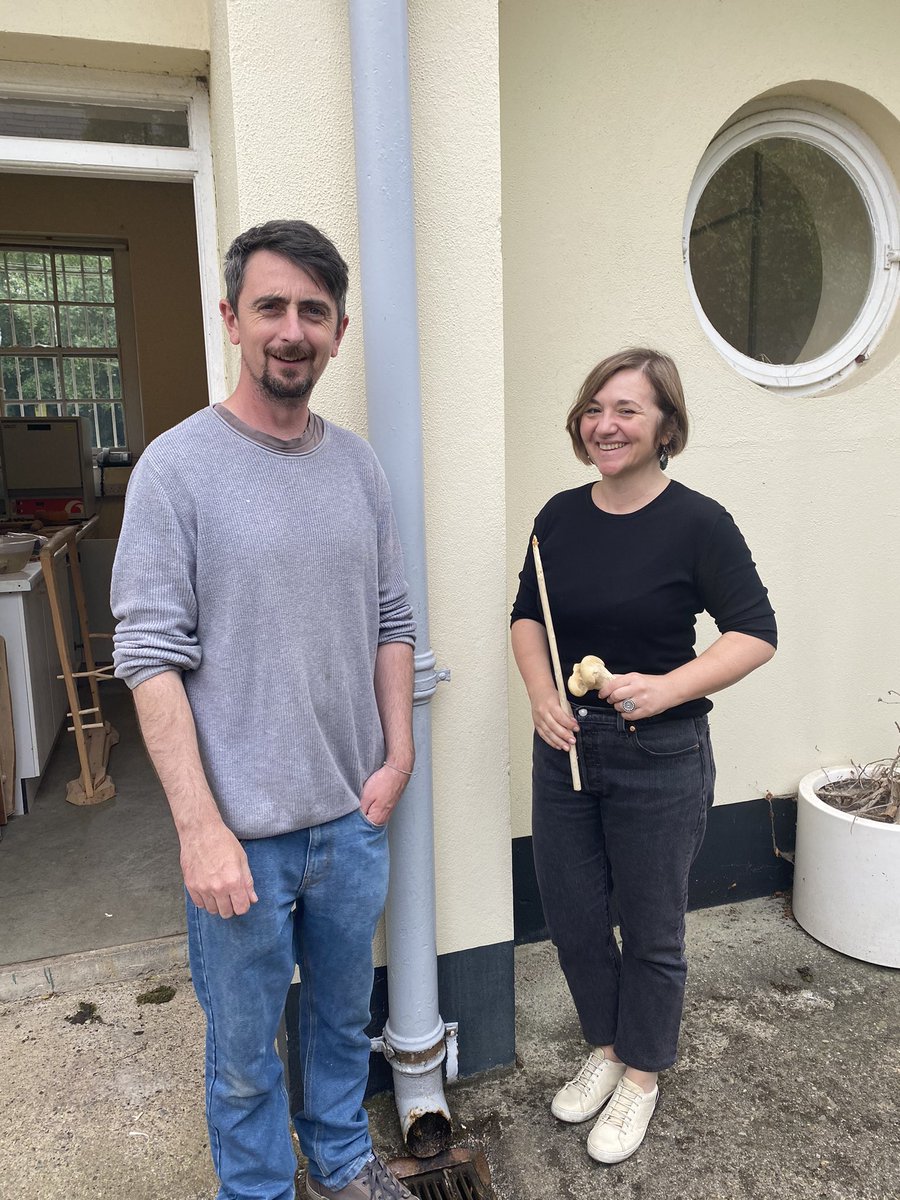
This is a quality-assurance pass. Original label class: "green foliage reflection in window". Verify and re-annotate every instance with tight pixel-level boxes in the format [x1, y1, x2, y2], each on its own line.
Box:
[0, 248, 126, 449]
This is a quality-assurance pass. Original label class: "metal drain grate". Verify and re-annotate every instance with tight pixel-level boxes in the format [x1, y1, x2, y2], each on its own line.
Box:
[404, 1161, 487, 1200]
[392, 1149, 493, 1200]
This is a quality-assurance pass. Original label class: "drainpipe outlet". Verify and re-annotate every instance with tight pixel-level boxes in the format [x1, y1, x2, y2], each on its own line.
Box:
[371, 1019, 458, 1157]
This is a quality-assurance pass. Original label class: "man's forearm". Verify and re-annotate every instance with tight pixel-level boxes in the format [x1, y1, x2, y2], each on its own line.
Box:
[133, 670, 257, 918]
[358, 641, 415, 825]
[373, 641, 415, 770]
[132, 670, 222, 835]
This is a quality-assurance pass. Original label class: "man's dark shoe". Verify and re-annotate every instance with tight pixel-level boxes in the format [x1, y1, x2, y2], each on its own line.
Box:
[306, 1152, 413, 1199]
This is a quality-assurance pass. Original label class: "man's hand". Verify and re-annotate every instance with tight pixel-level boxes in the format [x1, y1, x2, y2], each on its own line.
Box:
[359, 764, 410, 827]
[180, 821, 258, 918]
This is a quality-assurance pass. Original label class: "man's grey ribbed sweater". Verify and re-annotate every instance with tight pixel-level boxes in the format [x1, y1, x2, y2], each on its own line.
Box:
[111, 407, 415, 839]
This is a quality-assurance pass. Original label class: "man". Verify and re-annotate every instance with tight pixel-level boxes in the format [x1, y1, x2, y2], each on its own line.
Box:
[112, 220, 416, 1200]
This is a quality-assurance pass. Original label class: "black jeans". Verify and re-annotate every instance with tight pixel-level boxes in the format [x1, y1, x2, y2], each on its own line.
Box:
[532, 708, 715, 1072]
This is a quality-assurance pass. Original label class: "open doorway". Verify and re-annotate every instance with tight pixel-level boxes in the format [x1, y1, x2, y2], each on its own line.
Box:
[0, 172, 209, 975]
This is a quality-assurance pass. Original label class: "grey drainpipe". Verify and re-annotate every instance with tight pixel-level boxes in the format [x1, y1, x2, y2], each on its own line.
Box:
[348, 0, 456, 1158]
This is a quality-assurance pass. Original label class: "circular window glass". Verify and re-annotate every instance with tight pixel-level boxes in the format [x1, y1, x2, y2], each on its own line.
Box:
[685, 104, 900, 392]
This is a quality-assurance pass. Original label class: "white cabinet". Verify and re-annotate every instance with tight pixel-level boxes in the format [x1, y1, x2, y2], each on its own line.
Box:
[0, 563, 70, 814]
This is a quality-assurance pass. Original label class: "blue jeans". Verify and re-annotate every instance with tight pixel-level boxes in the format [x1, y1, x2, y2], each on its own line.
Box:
[186, 808, 390, 1199]
[532, 709, 715, 1072]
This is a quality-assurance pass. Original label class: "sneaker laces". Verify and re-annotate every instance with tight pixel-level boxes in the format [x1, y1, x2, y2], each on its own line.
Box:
[363, 1153, 411, 1200]
[602, 1079, 643, 1130]
[567, 1052, 607, 1097]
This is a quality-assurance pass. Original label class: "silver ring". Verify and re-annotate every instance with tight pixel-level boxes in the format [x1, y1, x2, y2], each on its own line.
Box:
[621, 698, 636, 714]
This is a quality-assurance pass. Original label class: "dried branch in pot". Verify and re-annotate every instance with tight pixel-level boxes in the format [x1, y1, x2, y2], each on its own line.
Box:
[816, 746, 900, 824]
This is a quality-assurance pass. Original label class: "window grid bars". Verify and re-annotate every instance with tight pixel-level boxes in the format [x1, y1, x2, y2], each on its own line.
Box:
[0, 246, 124, 445]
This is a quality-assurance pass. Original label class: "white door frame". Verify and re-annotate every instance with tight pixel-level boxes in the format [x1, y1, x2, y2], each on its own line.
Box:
[0, 66, 225, 405]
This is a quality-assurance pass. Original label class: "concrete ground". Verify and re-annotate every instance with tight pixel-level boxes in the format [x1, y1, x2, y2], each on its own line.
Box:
[0, 683, 185, 969]
[3, 894, 899, 1200]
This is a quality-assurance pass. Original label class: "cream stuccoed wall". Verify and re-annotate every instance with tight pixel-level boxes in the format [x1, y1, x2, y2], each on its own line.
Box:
[0, 0, 207, 74]
[209, 0, 511, 961]
[501, 0, 900, 838]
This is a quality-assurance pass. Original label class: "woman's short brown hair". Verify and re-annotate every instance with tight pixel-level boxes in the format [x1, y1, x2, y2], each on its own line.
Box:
[565, 348, 689, 466]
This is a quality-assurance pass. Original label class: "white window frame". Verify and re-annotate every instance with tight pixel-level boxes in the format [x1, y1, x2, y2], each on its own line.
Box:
[684, 101, 900, 394]
[0, 65, 224, 415]
[0, 235, 142, 451]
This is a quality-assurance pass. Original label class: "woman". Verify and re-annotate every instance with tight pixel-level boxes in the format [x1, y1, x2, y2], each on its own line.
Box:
[510, 348, 776, 1164]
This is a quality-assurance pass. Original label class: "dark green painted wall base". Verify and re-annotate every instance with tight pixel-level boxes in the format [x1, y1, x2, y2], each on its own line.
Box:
[284, 939, 516, 1106]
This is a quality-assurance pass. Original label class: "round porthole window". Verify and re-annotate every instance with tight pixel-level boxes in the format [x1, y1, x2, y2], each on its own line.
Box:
[684, 102, 900, 393]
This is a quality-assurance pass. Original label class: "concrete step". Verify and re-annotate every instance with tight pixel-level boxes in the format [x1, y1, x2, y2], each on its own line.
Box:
[0, 933, 188, 1003]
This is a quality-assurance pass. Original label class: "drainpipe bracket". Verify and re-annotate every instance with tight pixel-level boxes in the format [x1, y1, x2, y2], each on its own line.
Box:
[413, 651, 451, 703]
[413, 649, 438, 705]
[373, 1018, 459, 1077]
[445, 1022, 459, 1084]
[382, 1034, 446, 1076]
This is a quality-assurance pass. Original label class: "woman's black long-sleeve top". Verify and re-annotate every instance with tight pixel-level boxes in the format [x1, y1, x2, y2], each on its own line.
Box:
[510, 480, 777, 722]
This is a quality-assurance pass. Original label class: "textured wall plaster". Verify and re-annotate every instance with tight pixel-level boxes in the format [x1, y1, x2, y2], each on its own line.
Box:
[209, 0, 510, 957]
[0, 0, 207, 46]
[501, 0, 900, 836]
[0, 0, 208, 73]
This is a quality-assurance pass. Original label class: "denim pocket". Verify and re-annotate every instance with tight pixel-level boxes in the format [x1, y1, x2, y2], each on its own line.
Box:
[630, 720, 700, 758]
[356, 806, 389, 832]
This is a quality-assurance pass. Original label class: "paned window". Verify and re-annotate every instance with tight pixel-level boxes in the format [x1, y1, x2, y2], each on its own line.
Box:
[0, 244, 138, 450]
[685, 102, 900, 393]
[0, 98, 190, 147]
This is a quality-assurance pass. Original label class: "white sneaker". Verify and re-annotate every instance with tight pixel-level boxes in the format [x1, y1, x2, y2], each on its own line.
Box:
[587, 1075, 658, 1163]
[550, 1049, 627, 1123]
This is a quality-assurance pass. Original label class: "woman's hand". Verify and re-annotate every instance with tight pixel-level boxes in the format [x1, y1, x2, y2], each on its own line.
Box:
[598, 673, 678, 721]
[530, 684, 579, 750]
[598, 634, 776, 720]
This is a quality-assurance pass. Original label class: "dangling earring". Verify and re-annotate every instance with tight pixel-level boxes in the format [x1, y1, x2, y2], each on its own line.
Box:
[658, 443, 669, 471]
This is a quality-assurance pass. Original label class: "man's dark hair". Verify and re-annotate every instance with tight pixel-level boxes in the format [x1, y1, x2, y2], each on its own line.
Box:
[224, 220, 349, 326]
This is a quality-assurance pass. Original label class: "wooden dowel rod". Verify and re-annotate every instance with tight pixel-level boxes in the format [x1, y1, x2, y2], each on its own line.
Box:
[531, 536, 581, 791]
[58, 669, 115, 681]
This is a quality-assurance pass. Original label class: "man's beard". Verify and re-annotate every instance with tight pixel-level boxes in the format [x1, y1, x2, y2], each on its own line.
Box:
[259, 360, 314, 408]
[255, 348, 319, 408]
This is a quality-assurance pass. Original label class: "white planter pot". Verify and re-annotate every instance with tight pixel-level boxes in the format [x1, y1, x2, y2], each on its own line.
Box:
[794, 767, 900, 968]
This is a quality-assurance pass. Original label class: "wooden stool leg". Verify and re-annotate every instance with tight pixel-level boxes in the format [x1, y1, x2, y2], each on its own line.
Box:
[40, 524, 117, 806]
[0, 637, 12, 824]
[67, 533, 103, 717]
[41, 531, 94, 799]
